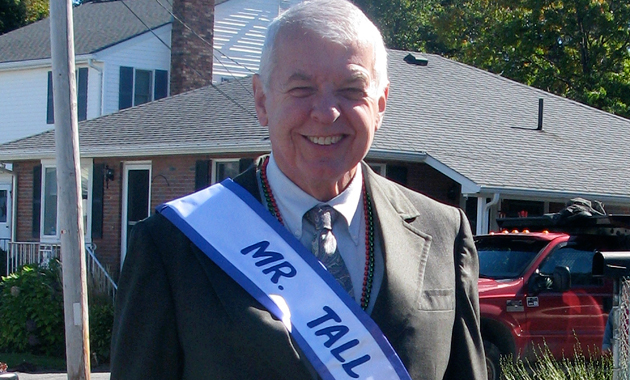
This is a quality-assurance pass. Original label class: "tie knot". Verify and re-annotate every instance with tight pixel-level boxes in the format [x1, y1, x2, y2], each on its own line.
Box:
[306, 205, 338, 231]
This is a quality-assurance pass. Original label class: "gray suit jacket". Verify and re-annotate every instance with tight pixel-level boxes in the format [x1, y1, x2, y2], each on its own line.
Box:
[110, 162, 487, 380]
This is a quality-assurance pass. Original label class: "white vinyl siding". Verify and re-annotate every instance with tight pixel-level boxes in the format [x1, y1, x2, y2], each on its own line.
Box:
[212, 0, 304, 83]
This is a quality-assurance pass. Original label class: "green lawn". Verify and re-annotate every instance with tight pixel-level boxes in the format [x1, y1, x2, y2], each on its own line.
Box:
[0, 352, 66, 372]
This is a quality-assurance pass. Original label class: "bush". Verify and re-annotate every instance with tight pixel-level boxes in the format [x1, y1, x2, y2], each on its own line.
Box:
[0, 260, 65, 357]
[89, 299, 114, 365]
[501, 341, 612, 380]
[0, 260, 115, 364]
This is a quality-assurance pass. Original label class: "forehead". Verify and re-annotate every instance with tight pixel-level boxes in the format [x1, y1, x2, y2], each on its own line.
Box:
[271, 28, 375, 84]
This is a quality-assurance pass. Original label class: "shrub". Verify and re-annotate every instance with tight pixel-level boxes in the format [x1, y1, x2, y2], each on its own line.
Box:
[0, 260, 115, 364]
[501, 341, 613, 380]
[0, 260, 65, 357]
[88, 297, 114, 365]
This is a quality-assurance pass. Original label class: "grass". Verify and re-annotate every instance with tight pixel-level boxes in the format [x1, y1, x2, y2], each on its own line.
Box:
[0, 352, 67, 372]
[501, 342, 613, 380]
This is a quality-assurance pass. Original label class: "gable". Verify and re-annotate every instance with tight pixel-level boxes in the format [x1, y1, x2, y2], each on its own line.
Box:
[0, 0, 171, 65]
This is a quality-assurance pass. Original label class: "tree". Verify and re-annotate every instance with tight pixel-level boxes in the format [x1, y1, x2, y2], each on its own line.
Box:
[0, 0, 49, 35]
[356, 0, 630, 119]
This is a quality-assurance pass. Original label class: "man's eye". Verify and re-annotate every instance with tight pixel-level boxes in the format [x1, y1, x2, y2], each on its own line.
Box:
[339, 88, 366, 100]
[288, 87, 315, 97]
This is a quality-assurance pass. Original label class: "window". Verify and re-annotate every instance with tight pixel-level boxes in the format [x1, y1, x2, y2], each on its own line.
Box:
[40, 161, 92, 241]
[47, 67, 89, 124]
[0, 189, 7, 223]
[134, 70, 153, 106]
[119, 67, 169, 110]
[367, 163, 386, 176]
[540, 246, 596, 287]
[42, 167, 57, 236]
[213, 160, 240, 183]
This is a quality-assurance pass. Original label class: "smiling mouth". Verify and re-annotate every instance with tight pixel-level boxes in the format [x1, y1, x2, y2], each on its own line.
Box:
[307, 135, 343, 145]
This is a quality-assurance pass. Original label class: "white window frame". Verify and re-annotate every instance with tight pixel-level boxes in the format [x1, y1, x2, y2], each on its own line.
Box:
[40, 159, 93, 243]
[120, 161, 152, 266]
[133, 69, 154, 106]
[367, 162, 387, 176]
[212, 159, 241, 184]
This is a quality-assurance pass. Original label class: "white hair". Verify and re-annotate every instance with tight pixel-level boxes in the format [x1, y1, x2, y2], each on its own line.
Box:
[258, 0, 388, 94]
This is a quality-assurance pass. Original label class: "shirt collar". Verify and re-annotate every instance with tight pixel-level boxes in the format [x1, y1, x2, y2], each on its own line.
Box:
[265, 153, 363, 243]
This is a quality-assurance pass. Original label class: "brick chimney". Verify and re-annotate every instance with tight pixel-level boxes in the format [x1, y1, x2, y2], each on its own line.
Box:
[170, 0, 215, 95]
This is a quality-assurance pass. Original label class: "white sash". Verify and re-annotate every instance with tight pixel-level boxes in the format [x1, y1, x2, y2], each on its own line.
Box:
[157, 179, 411, 380]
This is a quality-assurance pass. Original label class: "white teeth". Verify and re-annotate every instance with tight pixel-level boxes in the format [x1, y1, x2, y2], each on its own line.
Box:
[309, 135, 342, 145]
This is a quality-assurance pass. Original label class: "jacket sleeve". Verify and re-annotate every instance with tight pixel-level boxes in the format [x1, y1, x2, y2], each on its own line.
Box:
[110, 217, 182, 379]
[445, 209, 488, 380]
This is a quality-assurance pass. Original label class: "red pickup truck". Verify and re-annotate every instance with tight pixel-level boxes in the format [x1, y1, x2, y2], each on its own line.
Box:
[476, 216, 630, 380]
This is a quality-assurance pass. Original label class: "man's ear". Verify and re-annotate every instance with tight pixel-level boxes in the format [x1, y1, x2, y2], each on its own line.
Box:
[252, 74, 269, 126]
[375, 82, 389, 131]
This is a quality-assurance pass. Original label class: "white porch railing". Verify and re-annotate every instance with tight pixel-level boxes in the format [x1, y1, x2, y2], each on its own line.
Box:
[3, 241, 117, 299]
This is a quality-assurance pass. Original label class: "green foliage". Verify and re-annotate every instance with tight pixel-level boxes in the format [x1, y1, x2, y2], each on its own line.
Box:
[0, 0, 49, 35]
[501, 341, 613, 380]
[0, 261, 65, 357]
[0, 261, 115, 364]
[355, 0, 630, 119]
[88, 300, 114, 364]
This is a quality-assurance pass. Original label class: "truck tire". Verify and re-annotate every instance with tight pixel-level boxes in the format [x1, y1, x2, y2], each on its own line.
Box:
[484, 340, 501, 380]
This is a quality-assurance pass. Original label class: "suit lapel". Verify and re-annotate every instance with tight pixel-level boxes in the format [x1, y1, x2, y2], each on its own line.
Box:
[364, 164, 432, 342]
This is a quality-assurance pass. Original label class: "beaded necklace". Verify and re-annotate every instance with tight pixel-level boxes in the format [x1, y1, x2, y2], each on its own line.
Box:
[259, 157, 375, 310]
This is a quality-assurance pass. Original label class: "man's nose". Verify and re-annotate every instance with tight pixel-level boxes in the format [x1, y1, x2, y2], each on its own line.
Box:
[310, 93, 341, 124]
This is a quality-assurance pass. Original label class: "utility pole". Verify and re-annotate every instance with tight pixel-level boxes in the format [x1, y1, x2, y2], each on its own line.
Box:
[49, 0, 91, 378]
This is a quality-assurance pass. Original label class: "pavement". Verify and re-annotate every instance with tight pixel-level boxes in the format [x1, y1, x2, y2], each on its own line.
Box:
[12, 373, 110, 380]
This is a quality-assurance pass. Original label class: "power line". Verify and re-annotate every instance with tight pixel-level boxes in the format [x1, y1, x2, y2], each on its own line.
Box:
[116, 0, 258, 117]
[152, 0, 257, 86]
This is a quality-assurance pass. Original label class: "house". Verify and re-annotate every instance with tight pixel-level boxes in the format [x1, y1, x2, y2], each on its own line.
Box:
[1, 49, 630, 280]
[0, 0, 303, 271]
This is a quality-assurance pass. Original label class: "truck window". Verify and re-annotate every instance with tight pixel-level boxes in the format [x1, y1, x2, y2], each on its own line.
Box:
[477, 238, 548, 279]
[539, 247, 596, 287]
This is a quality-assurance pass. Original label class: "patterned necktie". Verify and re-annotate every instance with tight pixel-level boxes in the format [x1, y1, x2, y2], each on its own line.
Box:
[305, 205, 354, 297]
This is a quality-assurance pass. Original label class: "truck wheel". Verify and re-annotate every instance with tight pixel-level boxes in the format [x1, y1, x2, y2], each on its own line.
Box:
[484, 340, 501, 380]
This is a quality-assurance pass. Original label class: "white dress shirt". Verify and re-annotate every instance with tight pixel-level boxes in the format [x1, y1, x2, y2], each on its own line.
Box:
[261, 154, 383, 312]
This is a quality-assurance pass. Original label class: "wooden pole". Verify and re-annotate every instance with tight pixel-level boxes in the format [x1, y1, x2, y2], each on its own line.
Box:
[49, 0, 91, 378]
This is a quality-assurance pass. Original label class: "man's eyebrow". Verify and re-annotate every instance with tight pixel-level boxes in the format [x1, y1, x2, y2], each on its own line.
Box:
[343, 71, 370, 85]
[286, 72, 312, 82]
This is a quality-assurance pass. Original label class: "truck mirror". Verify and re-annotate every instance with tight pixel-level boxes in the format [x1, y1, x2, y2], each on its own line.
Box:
[552, 266, 571, 292]
[593, 251, 630, 279]
[528, 270, 553, 296]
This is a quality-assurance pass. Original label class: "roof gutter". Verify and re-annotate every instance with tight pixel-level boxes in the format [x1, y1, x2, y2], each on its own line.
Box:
[0, 141, 272, 161]
[0, 58, 51, 71]
[0, 54, 95, 71]
[476, 186, 630, 206]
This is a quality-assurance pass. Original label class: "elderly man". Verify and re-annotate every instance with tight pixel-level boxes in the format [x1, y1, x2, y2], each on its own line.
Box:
[110, 0, 486, 379]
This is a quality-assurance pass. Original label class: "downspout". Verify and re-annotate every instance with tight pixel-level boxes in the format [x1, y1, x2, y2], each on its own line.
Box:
[476, 193, 500, 235]
[87, 58, 103, 117]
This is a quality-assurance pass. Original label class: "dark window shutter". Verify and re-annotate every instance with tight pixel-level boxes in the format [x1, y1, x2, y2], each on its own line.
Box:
[32, 165, 42, 238]
[77, 67, 88, 121]
[47, 71, 54, 124]
[92, 163, 104, 239]
[154, 70, 168, 100]
[239, 158, 254, 173]
[195, 160, 211, 191]
[119, 66, 134, 110]
[386, 165, 408, 186]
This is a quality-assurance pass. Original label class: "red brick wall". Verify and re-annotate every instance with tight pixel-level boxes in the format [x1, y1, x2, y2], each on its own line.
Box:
[368, 161, 461, 207]
[92, 158, 122, 276]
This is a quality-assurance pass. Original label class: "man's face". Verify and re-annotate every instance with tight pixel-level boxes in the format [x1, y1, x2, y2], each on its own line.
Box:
[253, 29, 388, 200]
